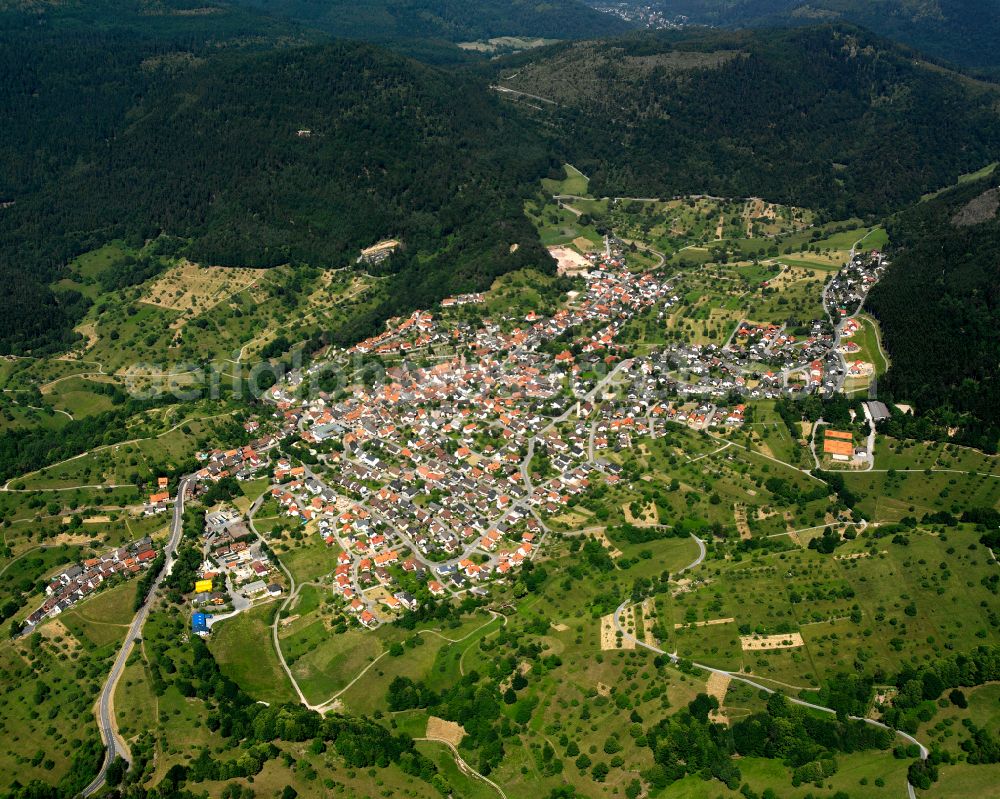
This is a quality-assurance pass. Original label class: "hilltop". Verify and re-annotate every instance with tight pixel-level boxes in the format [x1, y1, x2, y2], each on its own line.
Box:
[609, 0, 1000, 74]
[227, 0, 633, 44]
[495, 25, 1000, 216]
[0, 10, 553, 354]
[866, 168, 1000, 450]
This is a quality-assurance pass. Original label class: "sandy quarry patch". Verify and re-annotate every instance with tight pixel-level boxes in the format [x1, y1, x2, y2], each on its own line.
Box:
[360, 239, 400, 259]
[740, 632, 804, 651]
[766, 265, 814, 291]
[548, 246, 590, 276]
[641, 598, 658, 646]
[623, 501, 658, 527]
[38, 618, 82, 652]
[596, 682, 612, 697]
[601, 610, 635, 651]
[141, 260, 263, 316]
[70, 322, 99, 354]
[675, 617, 735, 630]
[705, 671, 731, 723]
[733, 504, 751, 540]
[550, 622, 569, 632]
[836, 549, 886, 561]
[426, 716, 466, 747]
[590, 528, 622, 559]
[364, 585, 393, 603]
[755, 440, 776, 460]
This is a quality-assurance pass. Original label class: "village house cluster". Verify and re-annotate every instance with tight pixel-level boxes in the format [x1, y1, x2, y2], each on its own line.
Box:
[197, 508, 282, 607]
[26, 537, 158, 628]
[182, 242, 889, 632]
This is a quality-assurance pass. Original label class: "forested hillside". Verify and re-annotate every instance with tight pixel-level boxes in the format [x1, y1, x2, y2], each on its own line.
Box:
[0, 0, 317, 354]
[617, 0, 1000, 74]
[867, 173, 1000, 451]
[0, 3, 553, 354]
[497, 26, 1000, 217]
[229, 0, 632, 43]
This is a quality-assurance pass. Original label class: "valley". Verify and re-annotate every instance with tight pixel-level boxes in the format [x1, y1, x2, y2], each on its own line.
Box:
[1, 6, 999, 799]
[1, 164, 997, 799]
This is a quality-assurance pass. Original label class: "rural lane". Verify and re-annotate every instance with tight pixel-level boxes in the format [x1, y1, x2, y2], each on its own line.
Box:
[611, 534, 927, 799]
[80, 475, 194, 797]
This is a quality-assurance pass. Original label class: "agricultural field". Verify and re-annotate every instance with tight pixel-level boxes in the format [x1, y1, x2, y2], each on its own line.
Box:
[57, 581, 135, 648]
[268, 525, 345, 584]
[12, 404, 239, 490]
[745, 401, 809, 465]
[210, 603, 297, 705]
[663, 531, 998, 687]
[659, 752, 911, 798]
[0, 603, 117, 793]
[280, 621, 384, 706]
[873, 437, 999, 474]
[541, 163, 591, 197]
[525, 198, 604, 249]
[843, 466, 1000, 524]
[140, 261, 264, 313]
[588, 428, 834, 539]
[481, 268, 570, 320]
[23, 244, 386, 439]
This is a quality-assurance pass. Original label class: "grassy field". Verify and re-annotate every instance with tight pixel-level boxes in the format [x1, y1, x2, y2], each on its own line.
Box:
[15, 405, 233, 489]
[282, 623, 383, 706]
[338, 614, 501, 716]
[665, 531, 998, 687]
[210, 603, 297, 705]
[57, 581, 135, 647]
[273, 533, 343, 584]
[42, 376, 117, 419]
[854, 315, 890, 375]
[872, 437, 999, 474]
[0, 623, 110, 790]
[843, 467, 1000, 523]
[541, 163, 591, 197]
[922, 161, 999, 200]
[918, 682, 1000, 759]
[415, 740, 501, 799]
[660, 751, 910, 798]
[924, 763, 1000, 798]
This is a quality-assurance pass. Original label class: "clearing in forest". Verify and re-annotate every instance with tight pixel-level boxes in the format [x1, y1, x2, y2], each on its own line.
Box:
[601, 610, 635, 650]
[141, 261, 263, 315]
[705, 672, 731, 723]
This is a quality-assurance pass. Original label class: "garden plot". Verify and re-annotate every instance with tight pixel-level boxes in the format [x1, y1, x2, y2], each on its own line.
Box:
[141, 261, 264, 316]
[740, 632, 805, 651]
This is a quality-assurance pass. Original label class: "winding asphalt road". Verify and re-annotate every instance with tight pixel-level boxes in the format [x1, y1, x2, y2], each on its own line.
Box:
[612, 533, 927, 799]
[80, 475, 194, 797]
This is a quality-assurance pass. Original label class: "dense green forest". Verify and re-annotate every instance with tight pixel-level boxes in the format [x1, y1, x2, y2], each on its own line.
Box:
[0, 0, 317, 354]
[227, 0, 631, 43]
[608, 0, 1000, 75]
[0, 2, 554, 354]
[866, 173, 1000, 451]
[497, 26, 1000, 216]
[5, 7, 1000, 372]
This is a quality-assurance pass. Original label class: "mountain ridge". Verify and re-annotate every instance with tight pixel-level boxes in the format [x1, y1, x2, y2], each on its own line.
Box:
[496, 24, 1000, 216]
[610, 0, 1000, 74]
